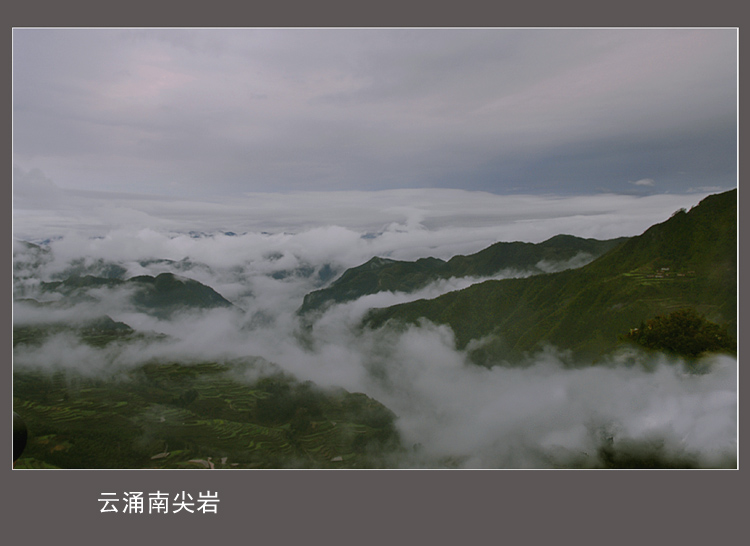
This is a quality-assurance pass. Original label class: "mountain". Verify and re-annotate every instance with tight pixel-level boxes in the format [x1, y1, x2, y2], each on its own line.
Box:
[13, 361, 401, 469]
[36, 272, 233, 318]
[299, 234, 627, 315]
[127, 273, 233, 317]
[364, 190, 737, 363]
[13, 314, 138, 349]
[13, 240, 52, 282]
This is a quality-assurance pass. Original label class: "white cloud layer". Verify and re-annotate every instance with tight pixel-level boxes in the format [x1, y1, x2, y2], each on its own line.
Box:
[12, 183, 736, 468]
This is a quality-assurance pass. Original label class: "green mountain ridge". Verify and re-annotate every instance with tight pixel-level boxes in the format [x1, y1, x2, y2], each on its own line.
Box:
[299, 234, 627, 315]
[12, 191, 737, 469]
[364, 189, 737, 363]
[34, 272, 233, 319]
[12, 314, 166, 349]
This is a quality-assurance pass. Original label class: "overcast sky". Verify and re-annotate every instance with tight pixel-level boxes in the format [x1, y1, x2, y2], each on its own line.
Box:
[13, 28, 737, 199]
[11, 28, 738, 470]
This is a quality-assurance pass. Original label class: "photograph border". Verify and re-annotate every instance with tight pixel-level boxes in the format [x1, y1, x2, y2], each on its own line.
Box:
[4, 1, 745, 543]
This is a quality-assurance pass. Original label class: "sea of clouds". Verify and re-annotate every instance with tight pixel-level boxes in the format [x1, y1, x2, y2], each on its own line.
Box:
[12, 179, 737, 468]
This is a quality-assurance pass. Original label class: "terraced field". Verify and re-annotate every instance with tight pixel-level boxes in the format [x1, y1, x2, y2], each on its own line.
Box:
[13, 361, 401, 469]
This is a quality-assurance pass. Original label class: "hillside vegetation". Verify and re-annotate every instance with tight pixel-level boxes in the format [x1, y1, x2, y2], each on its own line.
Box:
[622, 308, 736, 359]
[365, 190, 737, 363]
[299, 234, 626, 315]
[26, 272, 233, 318]
[14, 361, 400, 469]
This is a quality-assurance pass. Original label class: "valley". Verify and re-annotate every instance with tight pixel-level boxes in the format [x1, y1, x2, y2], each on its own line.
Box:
[12, 189, 737, 469]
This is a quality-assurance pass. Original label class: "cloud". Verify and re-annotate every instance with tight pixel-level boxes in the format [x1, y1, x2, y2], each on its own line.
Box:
[12, 29, 736, 196]
[13, 168, 721, 251]
[13, 167, 68, 209]
[13, 290, 737, 468]
[359, 326, 736, 469]
[12, 27, 738, 470]
[12, 186, 737, 468]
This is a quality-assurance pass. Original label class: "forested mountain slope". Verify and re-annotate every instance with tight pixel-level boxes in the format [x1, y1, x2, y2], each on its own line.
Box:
[364, 190, 737, 363]
[30, 272, 233, 318]
[299, 234, 626, 315]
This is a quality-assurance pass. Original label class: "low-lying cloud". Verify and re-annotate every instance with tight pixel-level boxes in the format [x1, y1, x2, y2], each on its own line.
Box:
[12, 186, 736, 468]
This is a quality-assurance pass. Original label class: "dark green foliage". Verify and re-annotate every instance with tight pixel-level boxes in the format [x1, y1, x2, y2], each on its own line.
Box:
[623, 308, 736, 358]
[299, 256, 442, 314]
[365, 190, 737, 364]
[594, 436, 700, 469]
[445, 234, 628, 277]
[35, 272, 233, 318]
[13, 362, 401, 469]
[299, 235, 626, 315]
[49, 258, 128, 281]
[13, 316, 138, 348]
[129, 273, 233, 316]
[41, 274, 122, 293]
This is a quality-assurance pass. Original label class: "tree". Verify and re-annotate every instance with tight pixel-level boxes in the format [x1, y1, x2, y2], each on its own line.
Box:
[624, 308, 735, 357]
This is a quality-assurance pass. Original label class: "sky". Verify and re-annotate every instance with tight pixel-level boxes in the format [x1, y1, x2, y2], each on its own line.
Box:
[12, 28, 737, 199]
[11, 29, 738, 468]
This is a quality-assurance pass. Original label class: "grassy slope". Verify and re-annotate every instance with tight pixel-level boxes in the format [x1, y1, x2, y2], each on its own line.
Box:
[299, 235, 626, 315]
[365, 190, 737, 362]
[35, 272, 233, 317]
[14, 361, 401, 469]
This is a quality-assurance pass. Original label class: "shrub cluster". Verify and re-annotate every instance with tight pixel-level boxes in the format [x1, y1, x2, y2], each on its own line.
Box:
[624, 308, 735, 358]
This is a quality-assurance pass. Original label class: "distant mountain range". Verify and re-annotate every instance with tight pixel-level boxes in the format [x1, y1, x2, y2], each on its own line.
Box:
[299, 234, 627, 315]
[14, 189, 737, 364]
[362, 189, 737, 363]
[12, 189, 738, 469]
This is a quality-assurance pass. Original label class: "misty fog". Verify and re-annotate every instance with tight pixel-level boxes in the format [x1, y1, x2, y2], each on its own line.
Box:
[12, 188, 737, 468]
